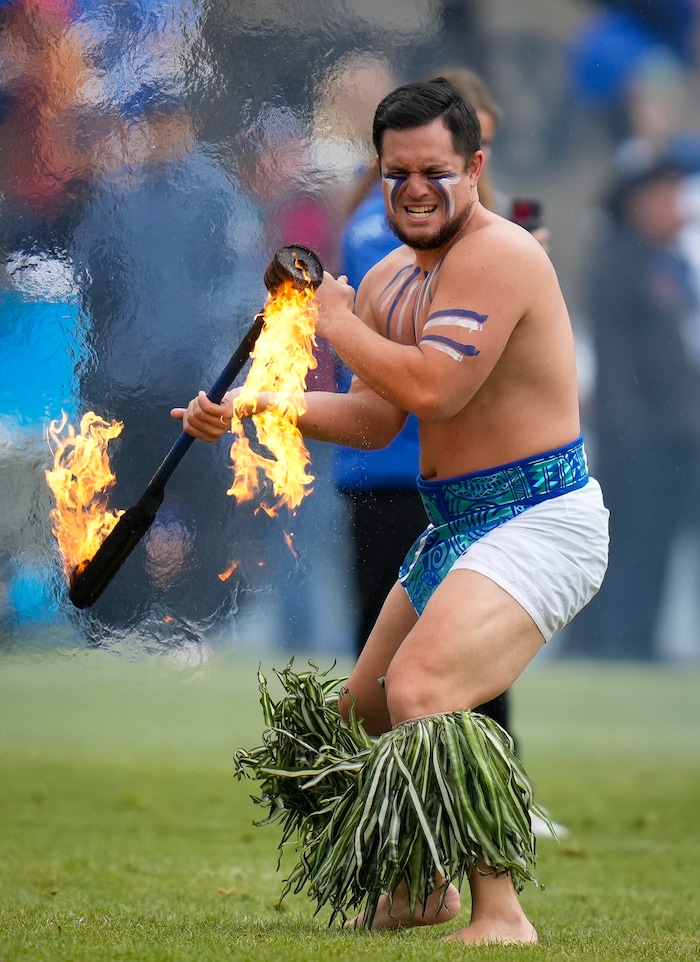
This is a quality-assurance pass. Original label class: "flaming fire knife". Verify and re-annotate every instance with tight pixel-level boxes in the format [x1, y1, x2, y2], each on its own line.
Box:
[68, 245, 324, 609]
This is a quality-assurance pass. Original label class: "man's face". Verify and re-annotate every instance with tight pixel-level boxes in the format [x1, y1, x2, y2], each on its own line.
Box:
[378, 117, 482, 251]
[628, 176, 687, 246]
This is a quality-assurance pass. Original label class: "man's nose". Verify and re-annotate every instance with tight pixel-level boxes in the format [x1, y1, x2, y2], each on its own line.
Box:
[404, 173, 430, 196]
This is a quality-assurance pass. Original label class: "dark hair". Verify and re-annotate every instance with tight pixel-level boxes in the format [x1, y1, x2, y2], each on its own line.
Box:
[372, 76, 481, 160]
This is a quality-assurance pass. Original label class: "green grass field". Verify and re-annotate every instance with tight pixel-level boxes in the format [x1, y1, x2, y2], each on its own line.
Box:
[1, 647, 698, 961]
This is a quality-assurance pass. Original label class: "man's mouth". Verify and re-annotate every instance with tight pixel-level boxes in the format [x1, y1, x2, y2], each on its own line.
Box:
[406, 205, 437, 220]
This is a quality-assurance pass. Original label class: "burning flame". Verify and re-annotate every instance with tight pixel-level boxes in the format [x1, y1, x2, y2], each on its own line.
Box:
[218, 559, 240, 582]
[45, 411, 123, 576]
[227, 276, 318, 513]
[283, 530, 299, 560]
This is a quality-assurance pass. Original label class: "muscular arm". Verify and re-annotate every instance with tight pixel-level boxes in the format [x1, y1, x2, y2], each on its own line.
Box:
[171, 376, 407, 449]
[297, 379, 408, 447]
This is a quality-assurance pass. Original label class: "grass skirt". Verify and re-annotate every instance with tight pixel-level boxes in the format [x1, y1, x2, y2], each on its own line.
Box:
[235, 662, 547, 927]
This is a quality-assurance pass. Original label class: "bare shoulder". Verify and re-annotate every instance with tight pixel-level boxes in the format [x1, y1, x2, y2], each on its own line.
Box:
[354, 244, 417, 329]
[456, 213, 553, 278]
[438, 213, 562, 314]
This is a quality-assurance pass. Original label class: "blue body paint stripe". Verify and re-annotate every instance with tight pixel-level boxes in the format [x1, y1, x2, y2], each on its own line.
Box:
[378, 264, 415, 300]
[422, 334, 480, 356]
[427, 308, 489, 324]
[386, 266, 421, 337]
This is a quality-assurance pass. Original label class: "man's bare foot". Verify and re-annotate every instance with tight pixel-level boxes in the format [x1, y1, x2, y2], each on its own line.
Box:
[444, 917, 537, 945]
[344, 882, 461, 930]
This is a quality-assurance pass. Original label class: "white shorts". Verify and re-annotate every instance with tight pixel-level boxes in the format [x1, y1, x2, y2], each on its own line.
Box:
[450, 479, 609, 641]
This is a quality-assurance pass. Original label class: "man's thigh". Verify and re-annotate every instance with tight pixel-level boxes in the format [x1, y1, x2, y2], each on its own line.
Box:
[384, 568, 545, 724]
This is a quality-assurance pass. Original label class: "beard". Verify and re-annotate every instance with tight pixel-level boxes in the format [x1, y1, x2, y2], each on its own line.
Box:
[387, 204, 472, 251]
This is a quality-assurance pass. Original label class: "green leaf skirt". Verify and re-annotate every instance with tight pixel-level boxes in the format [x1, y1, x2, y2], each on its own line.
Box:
[235, 662, 548, 927]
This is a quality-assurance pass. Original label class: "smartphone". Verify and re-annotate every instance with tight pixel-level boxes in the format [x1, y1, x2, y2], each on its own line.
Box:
[510, 198, 543, 233]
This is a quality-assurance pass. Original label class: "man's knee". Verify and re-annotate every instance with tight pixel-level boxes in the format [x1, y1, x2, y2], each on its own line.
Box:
[384, 677, 434, 725]
[384, 650, 508, 725]
[384, 662, 465, 725]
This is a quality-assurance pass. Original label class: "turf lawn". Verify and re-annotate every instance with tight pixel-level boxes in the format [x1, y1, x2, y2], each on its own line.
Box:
[0, 645, 698, 962]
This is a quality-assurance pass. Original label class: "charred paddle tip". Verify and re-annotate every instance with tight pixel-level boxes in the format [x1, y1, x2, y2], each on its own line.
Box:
[264, 245, 324, 293]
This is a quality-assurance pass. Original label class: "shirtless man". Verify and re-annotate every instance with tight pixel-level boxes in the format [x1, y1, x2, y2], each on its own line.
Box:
[173, 78, 609, 944]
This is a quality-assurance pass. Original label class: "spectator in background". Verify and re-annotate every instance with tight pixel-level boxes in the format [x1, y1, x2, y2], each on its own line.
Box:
[0, 0, 95, 252]
[71, 90, 265, 651]
[572, 156, 700, 660]
[568, 1, 700, 146]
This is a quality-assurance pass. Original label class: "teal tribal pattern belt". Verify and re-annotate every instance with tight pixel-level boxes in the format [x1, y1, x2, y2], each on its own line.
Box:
[399, 435, 589, 614]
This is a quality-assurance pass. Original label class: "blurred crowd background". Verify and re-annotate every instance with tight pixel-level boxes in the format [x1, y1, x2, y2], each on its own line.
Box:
[1, 0, 700, 665]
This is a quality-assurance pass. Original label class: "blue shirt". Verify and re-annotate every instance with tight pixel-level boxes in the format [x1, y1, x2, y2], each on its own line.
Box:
[333, 181, 420, 492]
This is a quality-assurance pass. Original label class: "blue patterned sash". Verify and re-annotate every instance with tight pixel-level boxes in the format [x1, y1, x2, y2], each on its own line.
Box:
[399, 435, 589, 614]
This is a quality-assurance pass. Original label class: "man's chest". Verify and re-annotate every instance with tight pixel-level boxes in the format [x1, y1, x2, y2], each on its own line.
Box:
[372, 260, 442, 344]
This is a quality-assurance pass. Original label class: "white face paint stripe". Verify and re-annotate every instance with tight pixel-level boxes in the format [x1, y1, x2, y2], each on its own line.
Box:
[383, 172, 461, 217]
[427, 173, 461, 219]
[382, 174, 406, 215]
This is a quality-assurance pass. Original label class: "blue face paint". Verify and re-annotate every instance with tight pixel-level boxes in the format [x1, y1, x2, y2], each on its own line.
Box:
[382, 173, 407, 215]
[382, 171, 462, 218]
[427, 173, 461, 219]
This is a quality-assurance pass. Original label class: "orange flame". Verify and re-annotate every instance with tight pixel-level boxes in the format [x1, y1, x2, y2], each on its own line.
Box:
[227, 277, 318, 514]
[45, 411, 123, 577]
[283, 530, 299, 560]
[218, 559, 240, 582]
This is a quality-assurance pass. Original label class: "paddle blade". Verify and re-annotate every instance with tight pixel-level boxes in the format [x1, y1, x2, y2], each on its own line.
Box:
[68, 489, 164, 609]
